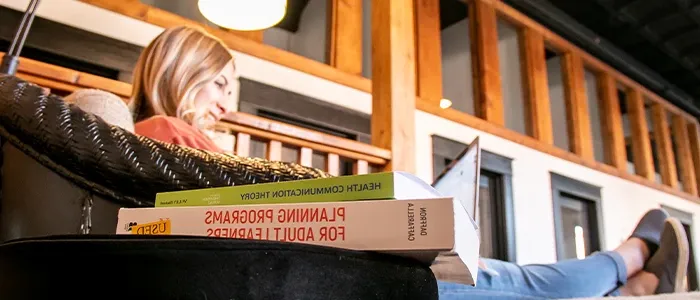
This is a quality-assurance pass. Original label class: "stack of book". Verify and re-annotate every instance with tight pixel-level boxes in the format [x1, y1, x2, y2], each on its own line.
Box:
[116, 140, 482, 285]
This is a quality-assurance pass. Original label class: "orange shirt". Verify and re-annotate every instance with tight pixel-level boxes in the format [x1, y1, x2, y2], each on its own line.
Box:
[134, 116, 222, 153]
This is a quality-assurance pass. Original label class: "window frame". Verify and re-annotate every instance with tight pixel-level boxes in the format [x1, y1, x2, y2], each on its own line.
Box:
[431, 135, 517, 262]
[551, 172, 605, 260]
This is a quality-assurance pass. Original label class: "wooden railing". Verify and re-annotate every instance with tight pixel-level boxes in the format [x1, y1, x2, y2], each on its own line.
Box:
[0, 53, 389, 175]
[0, 52, 132, 99]
[217, 112, 389, 175]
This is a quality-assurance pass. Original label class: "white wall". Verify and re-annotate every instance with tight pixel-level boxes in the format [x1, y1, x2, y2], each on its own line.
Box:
[5, 0, 700, 267]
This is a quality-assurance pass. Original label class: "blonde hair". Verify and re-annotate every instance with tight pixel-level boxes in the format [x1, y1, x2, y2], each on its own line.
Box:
[130, 25, 233, 127]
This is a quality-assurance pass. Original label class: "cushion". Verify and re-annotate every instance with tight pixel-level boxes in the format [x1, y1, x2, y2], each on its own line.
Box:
[0, 235, 438, 300]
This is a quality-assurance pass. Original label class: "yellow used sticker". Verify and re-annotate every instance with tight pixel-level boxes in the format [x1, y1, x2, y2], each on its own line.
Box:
[130, 219, 171, 235]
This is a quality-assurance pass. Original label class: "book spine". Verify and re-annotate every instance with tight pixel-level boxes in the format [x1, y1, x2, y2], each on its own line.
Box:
[118, 198, 455, 251]
[155, 172, 396, 207]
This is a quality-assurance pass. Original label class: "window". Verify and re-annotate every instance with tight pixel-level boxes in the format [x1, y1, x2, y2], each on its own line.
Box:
[661, 205, 698, 291]
[432, 135, 516, 261]
[551, 173, 604, 260]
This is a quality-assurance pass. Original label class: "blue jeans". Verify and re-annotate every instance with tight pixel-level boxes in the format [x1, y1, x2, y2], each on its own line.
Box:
[438, 251, 628, 299]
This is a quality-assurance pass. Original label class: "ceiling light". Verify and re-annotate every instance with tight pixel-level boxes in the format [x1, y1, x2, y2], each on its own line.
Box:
[439, 98, 452, 109]
[198, 0, 287, 31]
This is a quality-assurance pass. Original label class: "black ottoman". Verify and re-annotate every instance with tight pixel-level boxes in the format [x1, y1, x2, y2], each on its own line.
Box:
[0, 235, 438, 300]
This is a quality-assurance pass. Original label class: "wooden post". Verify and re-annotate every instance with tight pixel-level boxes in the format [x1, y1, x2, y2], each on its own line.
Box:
[267, 141, 283, 161]
[596, 73, 627, 171]
[414, 0, 443, 105]
[326, 0, 363, 75]
[355, 160, 369, 175]
[468, 0, 504, 125]
[299, 147, 314, 167]
[326, 153, 341, 176]
[687, 122, 700, 193]
[671, 116, 697, 195]
[371, 0, 417, 173]
[627, 88, 655, 181]
[518, 27, 553, 144]
[561, 52, 594, 160]
[235, 133, 251, 157]
[650, 104, 677, 187]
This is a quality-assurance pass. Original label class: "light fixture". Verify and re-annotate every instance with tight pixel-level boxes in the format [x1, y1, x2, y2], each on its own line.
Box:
[198, 0, 287, 31]
[439, 98, 452, 109]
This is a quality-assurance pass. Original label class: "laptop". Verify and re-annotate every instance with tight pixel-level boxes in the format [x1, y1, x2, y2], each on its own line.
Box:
[431, 136, 481, 229]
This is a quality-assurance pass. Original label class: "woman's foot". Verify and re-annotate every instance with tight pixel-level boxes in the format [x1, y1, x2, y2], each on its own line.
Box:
[620, 217, 689, 296]
[614, 208, 669, 276]
[629, 208, 669, 258]
[645, 217, 690, 294]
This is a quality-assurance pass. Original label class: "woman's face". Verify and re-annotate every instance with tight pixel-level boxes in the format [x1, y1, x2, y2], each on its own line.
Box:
[193, 61, 236, 128]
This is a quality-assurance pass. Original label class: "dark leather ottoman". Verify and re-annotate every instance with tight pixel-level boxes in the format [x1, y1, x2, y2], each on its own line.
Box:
[0, 235, 438, 300]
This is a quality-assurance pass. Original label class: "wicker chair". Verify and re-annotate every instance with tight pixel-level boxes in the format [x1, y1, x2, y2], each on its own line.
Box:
[0, 75, 438, 300]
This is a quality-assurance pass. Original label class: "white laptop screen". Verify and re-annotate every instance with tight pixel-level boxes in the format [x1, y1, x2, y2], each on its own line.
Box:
[431, 137, 481, 228]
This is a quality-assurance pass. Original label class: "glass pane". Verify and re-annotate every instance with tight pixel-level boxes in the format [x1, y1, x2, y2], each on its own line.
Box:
[311, 150, 326, 170]
[585, 69, 605, 163]
[361, 0, 371, 79]
[619, 87, 636, 174]
[249, 138, 268, 159]
[440, 1, 474, 115]
[339, 157, 354, 176]
[646, 99, 663, 184]
[546, 52, 571, 150]
[478, 174, 495, 258]
[497, 19, 526, 135]
[281, 145, 300, 163]
[559, 196, 592, 260]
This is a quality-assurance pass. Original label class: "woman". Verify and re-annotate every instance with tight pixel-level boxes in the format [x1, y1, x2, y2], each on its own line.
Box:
[130, 25, 236, 152]
[128, 25, 688, 299]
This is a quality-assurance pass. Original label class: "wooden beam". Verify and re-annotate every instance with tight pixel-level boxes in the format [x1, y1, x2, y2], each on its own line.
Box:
[650, 104, 678, 187]
[414, 0, 443, 105]
[326, 0, 363, 76]
[518, 27, 552, 144]
[627, 89, 655, 181]
[596, 72, 627, 171]
[688, 122, 700, 194]
[371, 0, 417, 172]
[561, 52, 594, 159]
[227, 30, 264, 43]
[468, 0, 504, 125]
[671, 116, 698, 195]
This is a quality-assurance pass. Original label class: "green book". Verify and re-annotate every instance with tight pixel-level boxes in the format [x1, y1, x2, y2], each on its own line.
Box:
[155, 171, 442, 207]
